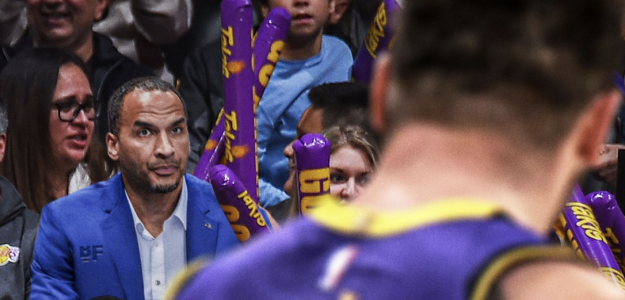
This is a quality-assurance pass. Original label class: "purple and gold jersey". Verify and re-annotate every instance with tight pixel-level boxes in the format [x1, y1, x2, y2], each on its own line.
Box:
[172, 197, 579, 300]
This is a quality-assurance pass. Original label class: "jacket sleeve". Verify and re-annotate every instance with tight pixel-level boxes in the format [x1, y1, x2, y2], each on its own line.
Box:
[179, 42, 224, 173]
[0, 0, 27, 46]
[22, 210, 39, 299]
[30, 206, 79, 300]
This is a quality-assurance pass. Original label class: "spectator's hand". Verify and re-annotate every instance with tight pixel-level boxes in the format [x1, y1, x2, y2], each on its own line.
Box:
[591, 144, 625, 186]
[258, 205, 281, 231]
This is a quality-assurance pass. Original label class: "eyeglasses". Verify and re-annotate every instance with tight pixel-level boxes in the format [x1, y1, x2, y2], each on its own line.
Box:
[53, 100, 99, 122]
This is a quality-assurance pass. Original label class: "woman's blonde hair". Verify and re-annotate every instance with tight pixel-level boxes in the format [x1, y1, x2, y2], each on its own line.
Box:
[322, 125, 379, 168]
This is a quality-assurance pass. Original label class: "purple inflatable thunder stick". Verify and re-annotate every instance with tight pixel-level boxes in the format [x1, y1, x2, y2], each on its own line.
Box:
[210, 165, 270, 242]
[352, 0, 401, 84]
[193, 0, 255, 183]
[193, 111, 226, 181]
[219, 0, 259, 203]
[294, 133, 332, 216]
[253, 7, 290, 111]
[558, 185, 625, 290]
[586, 191, 625, 276]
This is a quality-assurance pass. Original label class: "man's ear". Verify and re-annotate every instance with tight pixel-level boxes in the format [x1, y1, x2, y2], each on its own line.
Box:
[329, 0, 349, 25]
[106, 132, 120, 161]
[576, 90, 621, 167]
[0, 133, 7, 164]
[370, 54, 391, 134]
[94, 0, 110, 21]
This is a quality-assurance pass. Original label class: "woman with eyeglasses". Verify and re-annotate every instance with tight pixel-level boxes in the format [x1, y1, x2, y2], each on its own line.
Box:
[0, 48, 110, 213]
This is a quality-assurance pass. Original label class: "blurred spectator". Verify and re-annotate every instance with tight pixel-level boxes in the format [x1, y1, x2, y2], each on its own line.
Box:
[326, 0, 382, 55]
[0, 0, 188, 82]
[0, 94, 39, 300]
[93, 0, 193, 82]
[0, 48, 109, 213]
[163, 0, 223, 81]
[0, 0, 154, 143]
[0, 0, 27, 46]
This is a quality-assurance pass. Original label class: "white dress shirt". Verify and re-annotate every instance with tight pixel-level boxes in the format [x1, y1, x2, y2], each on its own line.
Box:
[126, 178, 188, 300]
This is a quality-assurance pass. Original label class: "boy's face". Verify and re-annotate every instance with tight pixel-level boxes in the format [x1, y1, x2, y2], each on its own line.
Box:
[264, 0, 332, 42]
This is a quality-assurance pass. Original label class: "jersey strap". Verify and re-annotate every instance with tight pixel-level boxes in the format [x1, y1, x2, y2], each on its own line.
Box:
[470, 245, 581, 300]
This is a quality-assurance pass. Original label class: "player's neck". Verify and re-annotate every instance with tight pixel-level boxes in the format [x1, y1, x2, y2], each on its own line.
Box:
[353, 125, 576, 235]
[281, 32, 323, 61]
[124, 180, 182, 237]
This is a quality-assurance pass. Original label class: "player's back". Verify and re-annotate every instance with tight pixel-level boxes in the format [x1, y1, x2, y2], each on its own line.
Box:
[173, 199, 583, 300]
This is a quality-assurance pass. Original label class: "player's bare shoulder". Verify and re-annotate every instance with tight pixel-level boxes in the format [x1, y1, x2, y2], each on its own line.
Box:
[497, 260, 625, 300]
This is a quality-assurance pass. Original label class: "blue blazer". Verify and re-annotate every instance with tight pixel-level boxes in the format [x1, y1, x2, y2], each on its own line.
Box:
[30, 174, 240, 300]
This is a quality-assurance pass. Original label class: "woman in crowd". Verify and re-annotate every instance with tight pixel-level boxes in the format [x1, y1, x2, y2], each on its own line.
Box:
[288, 125, 378, 217]
[323, 125, 379, 202]
[0, 48, 110, 213]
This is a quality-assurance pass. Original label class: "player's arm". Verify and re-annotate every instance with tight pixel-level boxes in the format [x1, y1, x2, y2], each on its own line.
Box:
[30, 206, 79, 299]
[495, 261, 624, 300]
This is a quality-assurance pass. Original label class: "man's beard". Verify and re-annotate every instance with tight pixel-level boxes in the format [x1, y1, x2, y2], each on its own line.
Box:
[150, 182, 180, 194]
[119, 157, 184, 195]
[133, 171, 183, 195]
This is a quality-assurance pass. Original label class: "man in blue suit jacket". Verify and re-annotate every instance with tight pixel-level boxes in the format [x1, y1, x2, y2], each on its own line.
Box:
[30, 77, 240, 299]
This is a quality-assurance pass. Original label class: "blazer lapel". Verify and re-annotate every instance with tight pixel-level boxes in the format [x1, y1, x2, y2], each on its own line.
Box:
[186, 175, 221, 262]
[100, 174, 144, 300]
